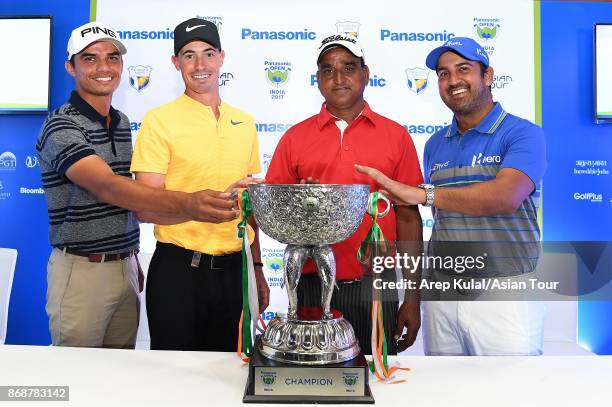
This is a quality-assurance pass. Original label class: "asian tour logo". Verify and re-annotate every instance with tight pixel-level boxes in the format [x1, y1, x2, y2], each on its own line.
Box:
[474, 17, 500, 41]
[265, 61, 292, 100]
[260, 371, 277, 386]
[0, 152, 17, 171]
[128, 66, 152, 92]
[219, 72, 234, 87]
[405, 67, 430, 94]
[336, 21, 360, 38]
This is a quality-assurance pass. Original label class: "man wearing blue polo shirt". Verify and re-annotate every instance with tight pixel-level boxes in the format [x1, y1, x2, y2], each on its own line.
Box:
[356, 37, 546, 355]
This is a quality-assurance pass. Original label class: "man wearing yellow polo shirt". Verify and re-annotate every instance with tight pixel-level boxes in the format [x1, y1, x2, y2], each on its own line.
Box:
[131, 18, 269, 351]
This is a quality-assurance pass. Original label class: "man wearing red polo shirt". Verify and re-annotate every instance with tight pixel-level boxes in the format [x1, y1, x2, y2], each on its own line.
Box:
[265, 34, 423, 354]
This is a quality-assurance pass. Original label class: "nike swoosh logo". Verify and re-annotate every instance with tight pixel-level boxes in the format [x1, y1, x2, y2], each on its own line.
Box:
[231, 120, 244, 125]
[186, 24, 206, 32]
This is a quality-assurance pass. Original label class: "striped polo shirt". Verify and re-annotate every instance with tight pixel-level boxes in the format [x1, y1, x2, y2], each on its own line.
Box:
[36, 91, 139, 254]
[424, 102, 546, 277]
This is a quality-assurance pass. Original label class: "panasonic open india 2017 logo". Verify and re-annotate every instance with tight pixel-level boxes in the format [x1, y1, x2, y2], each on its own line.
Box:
[474, 17, 500, 40]
[128, 66, 152, 92]
[405, 67, 430, 94]
[265, 61, 292, 100]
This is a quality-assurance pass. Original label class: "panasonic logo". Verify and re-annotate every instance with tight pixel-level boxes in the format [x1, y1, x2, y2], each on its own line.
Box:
[256, 123, 292, 133]
[472, 153, 501, 166]
[310, 74, 386, 87]
[573, 192, 603, 202]
[404, 123, 448, 135]
[380, 29, 454, 42]
[241, 28, 316, 40]
[118, 29, 174, 40]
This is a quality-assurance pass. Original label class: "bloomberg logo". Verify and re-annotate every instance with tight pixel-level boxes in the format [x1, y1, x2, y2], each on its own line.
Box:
[241, 28, 316, 40]
[573, 192, 603, 203]
[381, 29, 454, 42]
[310, 74, 386, 87]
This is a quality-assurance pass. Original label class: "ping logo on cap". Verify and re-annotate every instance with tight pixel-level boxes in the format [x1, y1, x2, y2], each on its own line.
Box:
[80, 26, 118, 39]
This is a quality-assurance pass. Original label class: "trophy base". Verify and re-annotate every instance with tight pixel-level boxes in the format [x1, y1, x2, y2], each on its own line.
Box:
[259, 311, 360, 365]
[243, 338, 374, 404]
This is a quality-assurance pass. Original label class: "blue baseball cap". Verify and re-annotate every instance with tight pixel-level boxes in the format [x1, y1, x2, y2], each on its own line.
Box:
[425, 37, 489, 70]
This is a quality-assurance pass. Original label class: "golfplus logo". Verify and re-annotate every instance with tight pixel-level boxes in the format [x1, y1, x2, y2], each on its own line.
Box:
[265, 61, 292, 100]
[472, 153, 501, 166]
[242, 28, 316, 40]
[336, 21, 360, 38]
[573, 192, 603, 203]
[405, 67, 430, 94]
[473, 17, 500, 56]
[128, 65, 152, 92]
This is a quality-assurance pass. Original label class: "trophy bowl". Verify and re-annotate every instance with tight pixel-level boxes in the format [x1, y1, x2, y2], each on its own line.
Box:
[248, 184, 370, 245]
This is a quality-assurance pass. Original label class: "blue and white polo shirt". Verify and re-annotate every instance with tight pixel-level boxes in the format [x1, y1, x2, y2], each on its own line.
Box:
[424, 102, 546, 276]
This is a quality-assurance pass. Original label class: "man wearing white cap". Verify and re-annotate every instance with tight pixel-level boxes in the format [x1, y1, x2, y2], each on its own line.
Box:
[266, 34, 424, 354]
[37, 22, 240, 348]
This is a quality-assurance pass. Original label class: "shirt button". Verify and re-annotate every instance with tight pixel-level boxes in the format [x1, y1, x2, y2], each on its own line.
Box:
[344, 146, 349, 151]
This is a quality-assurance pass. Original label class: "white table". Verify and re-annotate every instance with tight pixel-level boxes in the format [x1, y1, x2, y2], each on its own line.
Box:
[0, 345, 609, 406]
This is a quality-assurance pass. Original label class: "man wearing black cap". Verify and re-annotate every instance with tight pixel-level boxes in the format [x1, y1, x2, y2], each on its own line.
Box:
[131, 18, 269, 351]
[37, 21, 240, 348]
[357, 37, 547, 355]
[266, 34, 424, 355]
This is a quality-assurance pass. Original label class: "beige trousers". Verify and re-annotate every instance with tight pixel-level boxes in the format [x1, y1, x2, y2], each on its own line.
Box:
[46, 248, 140, 348]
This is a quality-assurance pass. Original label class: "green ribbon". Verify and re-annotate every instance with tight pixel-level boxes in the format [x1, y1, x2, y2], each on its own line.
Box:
[238, 190, 253, 357]
[357, 192, 389, 265]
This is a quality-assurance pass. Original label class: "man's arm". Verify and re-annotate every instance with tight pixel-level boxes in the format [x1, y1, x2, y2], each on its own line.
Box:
[248, 215, 270, 313]
[356, 165, 534, 216]
[394, 205, 423, 352]
[132, 172, 191, 224]
[65, 155, 238, 223]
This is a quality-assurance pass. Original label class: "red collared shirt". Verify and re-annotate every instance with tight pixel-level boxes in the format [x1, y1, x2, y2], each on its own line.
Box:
[266, 102, 423, 280]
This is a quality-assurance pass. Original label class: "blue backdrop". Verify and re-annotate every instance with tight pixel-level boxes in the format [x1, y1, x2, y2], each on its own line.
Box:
[0, 0, 611, 353]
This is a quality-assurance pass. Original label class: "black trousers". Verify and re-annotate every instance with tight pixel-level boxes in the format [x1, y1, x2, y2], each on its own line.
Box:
[297, 272, 399, 355]
[146, 242, 243, 351]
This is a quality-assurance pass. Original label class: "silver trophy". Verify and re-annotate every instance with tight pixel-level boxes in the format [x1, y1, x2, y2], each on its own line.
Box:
[248, 184, 390, 365]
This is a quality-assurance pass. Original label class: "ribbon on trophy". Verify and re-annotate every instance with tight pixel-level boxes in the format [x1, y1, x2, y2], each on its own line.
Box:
[358, 192, 410, 384]
[236, 190, 265, 362]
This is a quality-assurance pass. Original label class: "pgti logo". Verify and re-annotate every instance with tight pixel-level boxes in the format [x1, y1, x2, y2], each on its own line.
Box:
[0, 152, 17, 171]
[128, 65, 152, 92]
[405, 67, 430, 94]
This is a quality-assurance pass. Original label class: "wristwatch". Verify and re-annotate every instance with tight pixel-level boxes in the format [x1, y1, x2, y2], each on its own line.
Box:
[418, 184, 435, 207]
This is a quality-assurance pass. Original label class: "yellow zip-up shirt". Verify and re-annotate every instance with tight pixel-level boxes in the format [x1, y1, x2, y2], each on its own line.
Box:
[131, 94, 260, 254]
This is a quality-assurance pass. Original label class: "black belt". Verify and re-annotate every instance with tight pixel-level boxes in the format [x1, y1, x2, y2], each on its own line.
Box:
[155, 242, 240, 270]
[59, 247, 137, 263]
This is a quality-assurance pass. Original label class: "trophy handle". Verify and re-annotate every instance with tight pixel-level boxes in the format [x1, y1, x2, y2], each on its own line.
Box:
[367, 192, 391, 218]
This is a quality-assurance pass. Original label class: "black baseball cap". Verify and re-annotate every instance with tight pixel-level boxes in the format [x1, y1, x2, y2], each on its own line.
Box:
[173, 18, 221, 55]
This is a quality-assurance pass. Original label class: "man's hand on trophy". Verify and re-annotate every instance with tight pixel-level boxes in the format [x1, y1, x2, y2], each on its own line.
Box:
[225, 176, 264, 193]
[354, 164, 425, 206]
[255, 267, 270, 313]
[395, 301, 421, 352]
[299, 176, 320, 184]
[184, 190, 239, 222]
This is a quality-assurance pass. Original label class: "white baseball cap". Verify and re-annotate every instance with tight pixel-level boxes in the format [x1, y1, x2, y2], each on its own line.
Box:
[316, 33, 364, 64]
[67, 21, 127, 60]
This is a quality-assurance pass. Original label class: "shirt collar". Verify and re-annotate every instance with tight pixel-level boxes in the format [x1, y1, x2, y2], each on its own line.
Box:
[69, 91, 119, 126]
[316, 101, 376, 129]
[445, 102, 506, 138]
